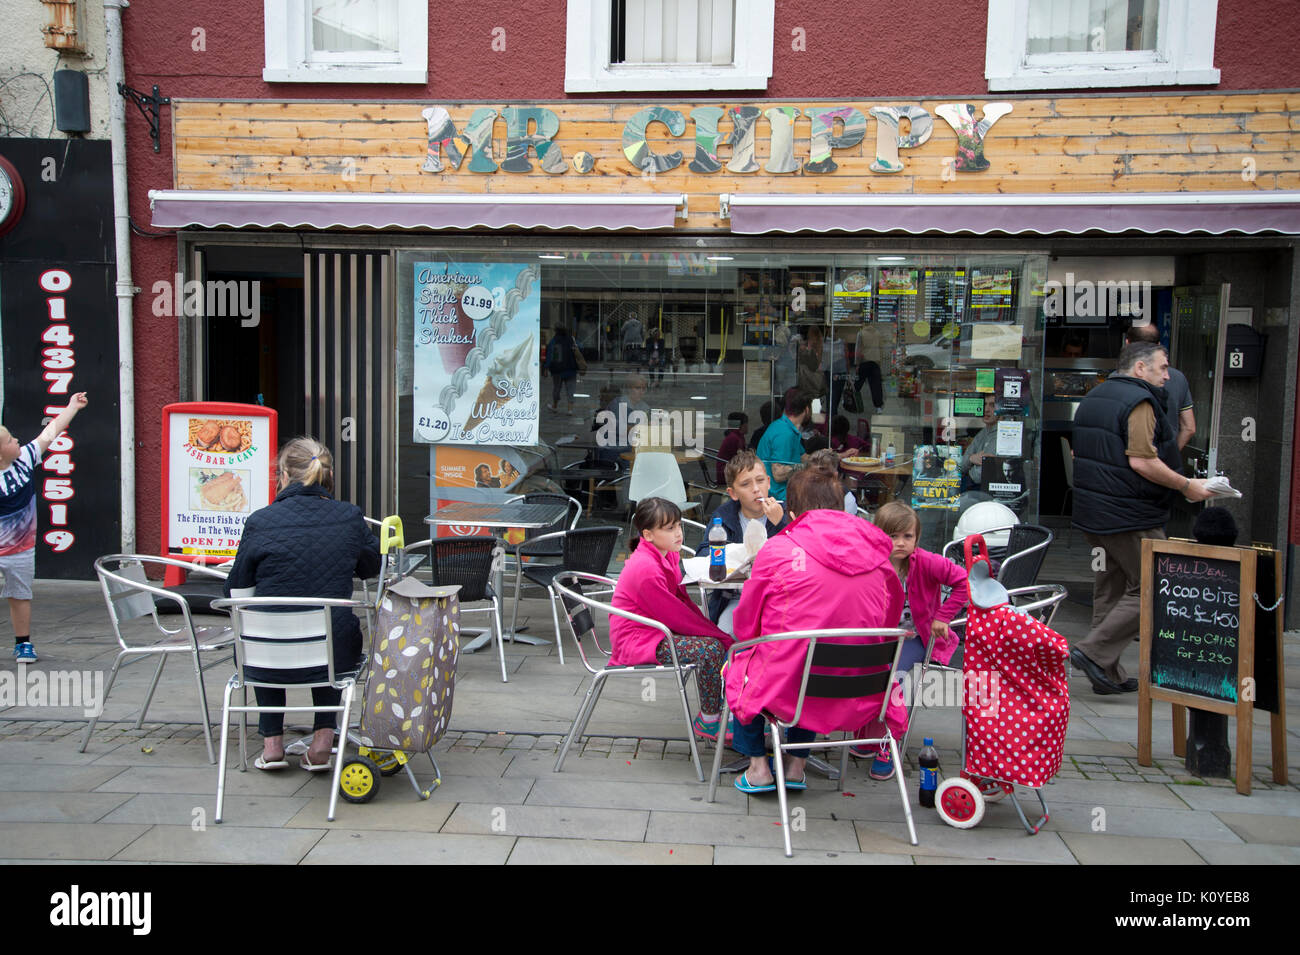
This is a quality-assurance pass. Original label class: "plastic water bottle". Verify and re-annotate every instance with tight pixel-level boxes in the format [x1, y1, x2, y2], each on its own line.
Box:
[885, 442, 896, 466]
[918, 738, 940, 808]
[708, 517, 728, 582]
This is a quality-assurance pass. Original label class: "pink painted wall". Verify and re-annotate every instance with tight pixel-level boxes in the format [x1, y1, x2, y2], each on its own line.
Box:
[118, 0, 1300, 548]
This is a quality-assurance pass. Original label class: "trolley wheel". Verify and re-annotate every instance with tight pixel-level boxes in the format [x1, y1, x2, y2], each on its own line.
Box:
[339, 755, 381, 804]
[358, 746, 404, 777]
[935, 778, 985, 829]
[975, 777, 1008, 803]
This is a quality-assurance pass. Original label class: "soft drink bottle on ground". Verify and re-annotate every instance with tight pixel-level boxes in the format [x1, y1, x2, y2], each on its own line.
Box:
[919, 738, 940, 808]
[708, 517, 727, 582]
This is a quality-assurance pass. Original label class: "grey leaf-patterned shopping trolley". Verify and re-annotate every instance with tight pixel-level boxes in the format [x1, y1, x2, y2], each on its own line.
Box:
[339, 518, 461, 805]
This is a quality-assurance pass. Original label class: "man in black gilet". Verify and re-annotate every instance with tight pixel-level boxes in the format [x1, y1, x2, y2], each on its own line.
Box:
[1070, 342, 1213, 694]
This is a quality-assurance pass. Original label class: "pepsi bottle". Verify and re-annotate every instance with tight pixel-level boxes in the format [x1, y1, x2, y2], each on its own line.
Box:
[708, 517, 727, 582]
[918, 738, 940, 808]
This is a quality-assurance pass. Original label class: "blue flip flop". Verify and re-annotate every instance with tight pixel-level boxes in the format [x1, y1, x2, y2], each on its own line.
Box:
[734, 771, 777, 794]
[783, 775, 807, 791]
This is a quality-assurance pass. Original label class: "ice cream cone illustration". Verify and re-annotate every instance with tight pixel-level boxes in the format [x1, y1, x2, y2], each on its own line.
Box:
[463, 334, 534, 434]
[463, 376, 500, 434]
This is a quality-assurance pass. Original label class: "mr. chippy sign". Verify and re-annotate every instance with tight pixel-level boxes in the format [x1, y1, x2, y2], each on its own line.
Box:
[420, 102, 1012, 177]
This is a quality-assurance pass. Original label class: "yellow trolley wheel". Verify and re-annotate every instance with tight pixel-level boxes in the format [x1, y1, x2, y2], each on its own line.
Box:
[339, 755, 381, 804]
[358, 746, 404, 777]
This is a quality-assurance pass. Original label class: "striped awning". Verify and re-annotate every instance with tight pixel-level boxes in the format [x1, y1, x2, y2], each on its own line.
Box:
[720, 191, 1300, 236]
[149, 190, 687, 231]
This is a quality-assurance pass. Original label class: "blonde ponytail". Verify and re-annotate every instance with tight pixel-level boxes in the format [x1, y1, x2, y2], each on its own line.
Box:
[278, 436, 334, 493]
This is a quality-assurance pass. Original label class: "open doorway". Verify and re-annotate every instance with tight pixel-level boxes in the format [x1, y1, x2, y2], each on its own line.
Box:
[198, 244, 307, 440]
[194, 244, 394, 517]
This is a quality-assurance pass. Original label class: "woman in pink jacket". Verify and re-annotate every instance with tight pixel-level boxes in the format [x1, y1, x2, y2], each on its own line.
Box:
[610, 498, 733, 740]
[725, 466, 905, 794]
[853, 501, 970, 779]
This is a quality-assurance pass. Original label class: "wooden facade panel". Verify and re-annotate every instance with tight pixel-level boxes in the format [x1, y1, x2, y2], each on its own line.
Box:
[172, 94, 1298, 220]
[172, 154, 1293, 187]
[174, 169, 1298, 195]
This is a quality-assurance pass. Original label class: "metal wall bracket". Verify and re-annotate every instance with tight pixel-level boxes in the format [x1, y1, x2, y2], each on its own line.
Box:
[118, 82, 169, 152]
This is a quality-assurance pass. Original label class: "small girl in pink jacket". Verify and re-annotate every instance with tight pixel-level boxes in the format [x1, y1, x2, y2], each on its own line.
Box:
[855, 501, 969, 780]
[610, 497, 733, 741]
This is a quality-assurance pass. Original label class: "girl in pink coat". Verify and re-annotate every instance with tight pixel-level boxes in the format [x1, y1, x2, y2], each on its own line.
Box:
[725, 466, 906, 794]
[610, 498, 733, 741]
[854, 501, 970, 780]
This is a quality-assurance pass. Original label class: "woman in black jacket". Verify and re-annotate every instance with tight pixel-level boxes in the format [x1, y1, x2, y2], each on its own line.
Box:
[223, 437, 380, 771]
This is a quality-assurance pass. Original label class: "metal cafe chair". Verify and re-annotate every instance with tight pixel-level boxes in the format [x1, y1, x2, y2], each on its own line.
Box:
[559, 458, 623, 514]
[551, 572, 704, 781]
[626, 450, 700, 515]
[210, 595, 368, 823]
[943, 523, 1054, 589]
[83, 555, 237, 763]
[898, 584, 1069, 756]
[706, 627, 915, 858]
[501, 491, 581, 602]
[680, 517, 709, 554]
[685, 447, 730, 514]
[403, 536, 508, 682]
[507, 526, 621, 665]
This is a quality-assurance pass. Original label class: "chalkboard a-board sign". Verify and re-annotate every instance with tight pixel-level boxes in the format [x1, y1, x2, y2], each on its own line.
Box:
[1138, 538, 1288, 796]
[1148, 551, 1242, 702]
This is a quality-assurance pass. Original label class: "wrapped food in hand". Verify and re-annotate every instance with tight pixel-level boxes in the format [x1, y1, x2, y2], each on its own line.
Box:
[743, 518, 767, 560]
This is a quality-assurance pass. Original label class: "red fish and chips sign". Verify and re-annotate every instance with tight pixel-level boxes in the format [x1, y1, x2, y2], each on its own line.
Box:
[162, 402, 277, 559]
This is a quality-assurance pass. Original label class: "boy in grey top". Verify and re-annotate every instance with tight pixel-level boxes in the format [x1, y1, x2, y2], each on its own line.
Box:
[1126, 323, 1195, 449]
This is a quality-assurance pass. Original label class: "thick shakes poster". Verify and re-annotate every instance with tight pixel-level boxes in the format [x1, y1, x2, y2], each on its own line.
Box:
[412, 261, 540, 446]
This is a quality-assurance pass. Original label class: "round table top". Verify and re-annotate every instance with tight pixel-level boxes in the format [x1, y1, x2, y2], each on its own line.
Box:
[840, 459, 911, 476]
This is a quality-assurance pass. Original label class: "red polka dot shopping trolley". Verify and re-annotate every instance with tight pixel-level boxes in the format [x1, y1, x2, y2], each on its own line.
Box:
[934, 534, 1071, 834]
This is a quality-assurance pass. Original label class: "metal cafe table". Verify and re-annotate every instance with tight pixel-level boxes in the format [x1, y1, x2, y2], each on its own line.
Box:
[424, 499, 571, 652]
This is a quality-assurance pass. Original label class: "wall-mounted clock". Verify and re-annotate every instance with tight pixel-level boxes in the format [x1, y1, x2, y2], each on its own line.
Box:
[0, 156, 27, 237]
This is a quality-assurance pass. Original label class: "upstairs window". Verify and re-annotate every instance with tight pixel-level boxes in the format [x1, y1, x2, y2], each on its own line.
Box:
[310, 0, 402, 62]
[610, 0, 735, 67]
[567, 0, 773, 93]
[264, 0, 428, 84]
[986, 0, 1220, 91]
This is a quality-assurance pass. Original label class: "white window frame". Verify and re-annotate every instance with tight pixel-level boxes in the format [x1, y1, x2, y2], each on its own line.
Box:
[263, 0, 428, 84]
[565, 0, 774, 93]
[985, 0, 1220, 91]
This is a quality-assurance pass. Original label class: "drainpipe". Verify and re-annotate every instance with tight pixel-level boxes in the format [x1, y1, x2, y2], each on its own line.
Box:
[104, 0, 136, 552]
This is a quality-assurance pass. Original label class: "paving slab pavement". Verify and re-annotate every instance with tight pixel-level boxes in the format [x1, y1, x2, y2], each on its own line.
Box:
[0, 577, 1295, 864]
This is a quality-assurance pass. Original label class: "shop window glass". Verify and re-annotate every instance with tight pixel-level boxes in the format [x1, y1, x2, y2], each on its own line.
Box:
[395, 249, 1048, 562]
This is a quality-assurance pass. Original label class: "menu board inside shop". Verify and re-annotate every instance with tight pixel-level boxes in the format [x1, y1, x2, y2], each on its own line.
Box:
[831, 267, 872, 322]
[874, 268, 920, 325]
[1149, 551, 1242, 703]
[969, 268, 1015, 318]
[923, 268, 967, 326]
